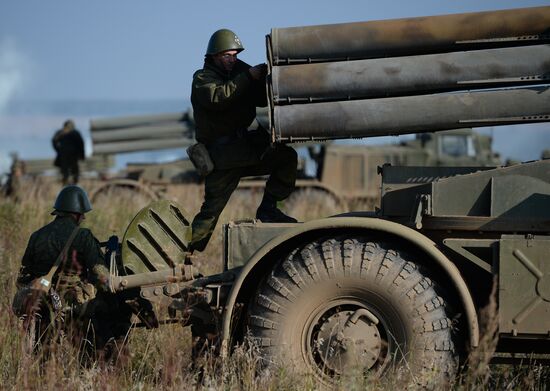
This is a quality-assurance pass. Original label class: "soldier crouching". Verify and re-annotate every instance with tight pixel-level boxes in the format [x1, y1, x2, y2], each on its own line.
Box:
[11, 185, 132, 362]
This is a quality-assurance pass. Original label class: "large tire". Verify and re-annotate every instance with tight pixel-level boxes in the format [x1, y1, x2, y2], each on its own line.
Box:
[247, 236, 457, 386]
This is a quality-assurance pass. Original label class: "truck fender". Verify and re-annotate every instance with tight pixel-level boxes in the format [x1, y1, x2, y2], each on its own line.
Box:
[220, 216, 479, 355]
[89, 178, 159, 203]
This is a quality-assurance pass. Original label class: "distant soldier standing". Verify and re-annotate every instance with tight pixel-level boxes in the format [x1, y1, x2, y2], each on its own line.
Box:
[188, 29, 298, 253]
[52, 119, 85, 185]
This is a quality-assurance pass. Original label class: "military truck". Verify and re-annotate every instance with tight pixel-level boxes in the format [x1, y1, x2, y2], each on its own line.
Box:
[23, 155, 114, 177]
[0, 153, 114, 198]
[100, 6, 550, 385]
[88, 107, 499, 210]
[289, 128, 500, 210]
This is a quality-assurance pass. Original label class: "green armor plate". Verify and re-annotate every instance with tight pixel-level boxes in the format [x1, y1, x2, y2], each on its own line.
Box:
[121, 200, 192, 274]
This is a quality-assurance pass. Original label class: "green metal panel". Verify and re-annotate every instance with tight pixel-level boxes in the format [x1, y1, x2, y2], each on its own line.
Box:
[491, 175, 550, 219]
[431, 160, 550, 216]
[381, 160, 550, 222]
[442, 238, 497, 273]
[223, 220, 297, 270]
[499, 235, 550, 335]
[380, 165, 488, 216]
[121, 200, 192, 274]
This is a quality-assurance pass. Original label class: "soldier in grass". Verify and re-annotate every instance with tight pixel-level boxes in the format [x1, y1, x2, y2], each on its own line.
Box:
[188, 29, 298, 254]
[12, 185, 131, 358]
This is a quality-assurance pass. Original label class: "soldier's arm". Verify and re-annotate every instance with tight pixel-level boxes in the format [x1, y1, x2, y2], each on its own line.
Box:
[193, 70, 252, 111]
[52, 131, 60, 152]
[79, 229, 110, 291]
[75, 131, 85, 160]
[17, 233, 37, 286]
[247, 64, 267, 107]
[252, 77, 268, 108]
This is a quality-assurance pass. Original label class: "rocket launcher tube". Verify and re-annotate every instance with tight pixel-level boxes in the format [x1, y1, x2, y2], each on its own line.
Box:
[91, 112, 188, 131]
[92, 137, 194, 155]
[91, 122, 191, 143]
[272, 45, 550, 103]
[269, 6, 550, 64]
[272, 87, 550, 142]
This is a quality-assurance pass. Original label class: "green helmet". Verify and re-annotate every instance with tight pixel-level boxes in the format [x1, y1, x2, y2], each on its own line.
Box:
[206, 29, 244, 56]
[53, 185, 92, 214]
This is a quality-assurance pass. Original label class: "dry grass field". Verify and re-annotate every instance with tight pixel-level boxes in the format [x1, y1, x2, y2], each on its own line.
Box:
[0, 179, 548, 390]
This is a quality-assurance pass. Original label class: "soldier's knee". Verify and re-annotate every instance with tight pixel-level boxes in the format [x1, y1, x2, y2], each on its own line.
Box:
[278, 145, 298, 168]
[201, 189, 234, 214]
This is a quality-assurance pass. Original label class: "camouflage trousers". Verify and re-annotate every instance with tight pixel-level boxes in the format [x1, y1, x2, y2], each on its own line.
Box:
[13, 283, 131, 359]
[190, 130, 297, 252]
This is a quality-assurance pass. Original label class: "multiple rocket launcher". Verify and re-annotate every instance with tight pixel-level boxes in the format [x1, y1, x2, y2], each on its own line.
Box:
[90, 112, 194, 155]
[90, 6, 550, 154]
[267, 6, 550, 142]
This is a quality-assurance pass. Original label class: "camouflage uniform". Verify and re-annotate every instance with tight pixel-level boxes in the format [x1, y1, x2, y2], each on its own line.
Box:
[189, 58, 297, 252]
[17, 215, 108, 307]
[15, 215, 129, 352]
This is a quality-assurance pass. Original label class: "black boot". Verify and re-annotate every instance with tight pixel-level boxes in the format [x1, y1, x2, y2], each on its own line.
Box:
[256, 193, 297, 223]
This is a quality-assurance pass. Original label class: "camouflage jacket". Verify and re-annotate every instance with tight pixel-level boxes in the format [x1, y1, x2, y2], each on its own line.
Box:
[191, 58, 267, 145]
[17, 216, 109, 295]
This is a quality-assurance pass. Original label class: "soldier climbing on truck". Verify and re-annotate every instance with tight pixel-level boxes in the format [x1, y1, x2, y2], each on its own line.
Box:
[187, 28, 298, 253]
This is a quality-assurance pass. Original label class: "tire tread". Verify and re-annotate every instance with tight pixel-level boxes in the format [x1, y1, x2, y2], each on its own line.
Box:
[247, 236, 458, 382]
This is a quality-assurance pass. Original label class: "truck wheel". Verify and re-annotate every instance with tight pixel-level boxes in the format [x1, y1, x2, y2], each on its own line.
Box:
[89, 179, 158, 204]
[247, 237, 457, 385]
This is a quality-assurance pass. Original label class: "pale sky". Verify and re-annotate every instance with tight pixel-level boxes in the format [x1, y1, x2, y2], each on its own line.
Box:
[1, 0, 548, 102]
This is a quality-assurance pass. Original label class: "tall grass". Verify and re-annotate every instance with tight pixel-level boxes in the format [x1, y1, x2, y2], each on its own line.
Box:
[0, 179, 548, 390]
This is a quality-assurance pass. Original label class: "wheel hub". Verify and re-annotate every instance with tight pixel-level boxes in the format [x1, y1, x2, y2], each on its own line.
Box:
[313, 309, 382, 374]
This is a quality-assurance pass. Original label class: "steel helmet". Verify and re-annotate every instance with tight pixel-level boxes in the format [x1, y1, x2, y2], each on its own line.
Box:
[206, 29, 244, 56]
[53, 185, 92, 214]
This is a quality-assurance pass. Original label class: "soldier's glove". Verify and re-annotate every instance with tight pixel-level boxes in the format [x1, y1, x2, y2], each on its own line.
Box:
[98, 274, 111, 293]
[93, 264, 111, 293]
[249, 63, 267, 80]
